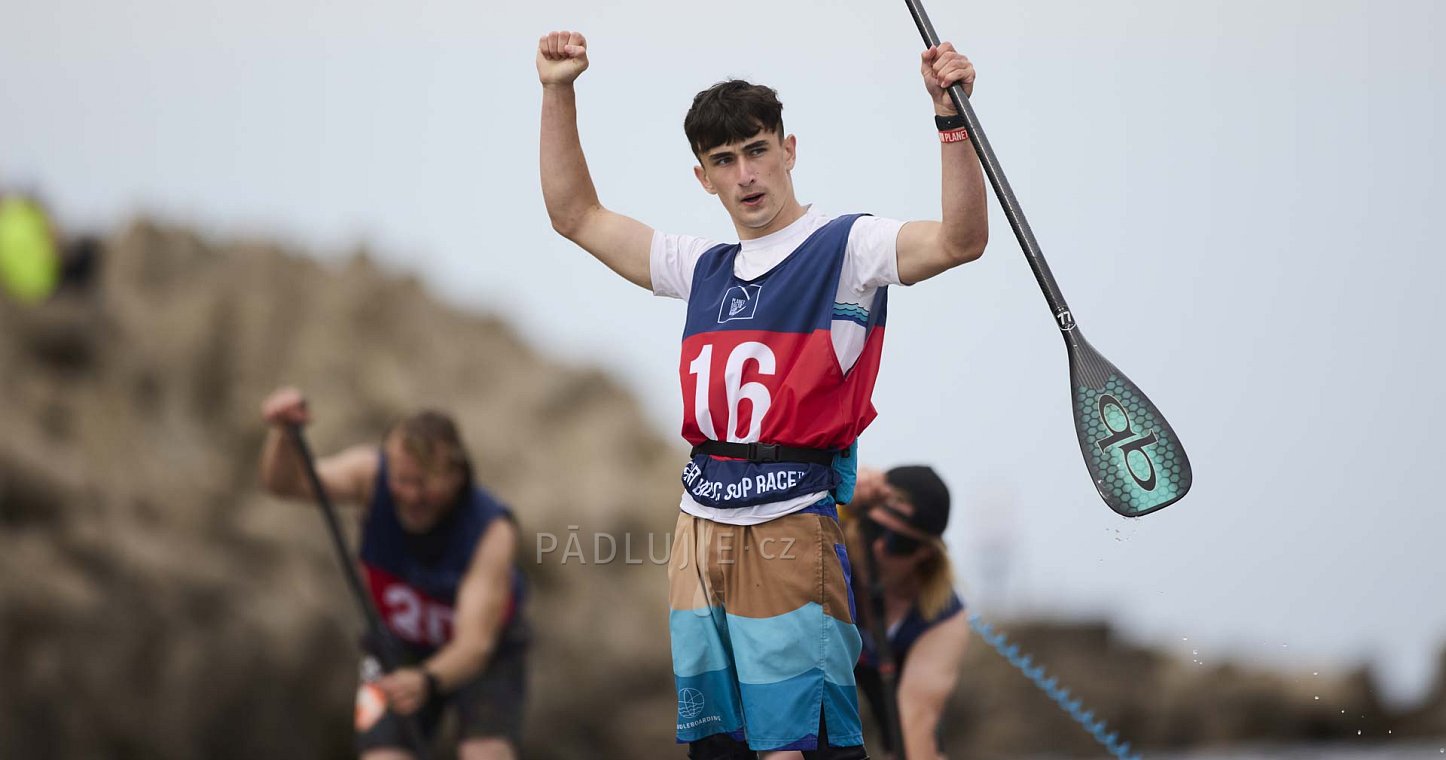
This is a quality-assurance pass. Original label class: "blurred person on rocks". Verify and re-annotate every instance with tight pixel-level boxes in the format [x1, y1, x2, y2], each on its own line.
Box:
[773, 465, 968, 760]
[259, 387, 528, 760]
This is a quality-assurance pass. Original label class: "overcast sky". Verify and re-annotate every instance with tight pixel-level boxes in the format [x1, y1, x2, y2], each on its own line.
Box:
[3, 0, 1442, 706]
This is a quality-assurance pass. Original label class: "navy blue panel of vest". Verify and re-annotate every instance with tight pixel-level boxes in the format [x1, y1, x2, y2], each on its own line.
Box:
[681, 214, 864, 339]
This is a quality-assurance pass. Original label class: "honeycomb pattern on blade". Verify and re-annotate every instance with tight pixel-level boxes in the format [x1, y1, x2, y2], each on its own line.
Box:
[1075, 375, 1190, 514]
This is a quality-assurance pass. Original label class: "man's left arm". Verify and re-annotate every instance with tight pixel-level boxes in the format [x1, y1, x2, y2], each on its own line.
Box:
[897, 611, 970, 760]
[378, 518, 519, 714]
[895, 42, 989, 286]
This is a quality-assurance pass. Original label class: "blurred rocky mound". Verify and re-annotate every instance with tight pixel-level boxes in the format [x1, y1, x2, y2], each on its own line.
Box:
[2, 219, 1442, 759]
[0, 219, 682, 760]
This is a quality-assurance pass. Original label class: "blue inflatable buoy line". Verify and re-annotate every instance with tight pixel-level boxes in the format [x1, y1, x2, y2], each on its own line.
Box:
[970, 615, 1143, 760]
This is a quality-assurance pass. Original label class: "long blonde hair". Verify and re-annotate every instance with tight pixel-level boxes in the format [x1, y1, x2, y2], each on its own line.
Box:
[843, 513, 958, 622]
[914, 538, 958, 622]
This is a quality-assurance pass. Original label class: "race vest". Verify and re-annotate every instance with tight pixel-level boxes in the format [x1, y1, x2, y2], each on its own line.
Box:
[359, 454, 525, 654]
[678, 214, 888, 509]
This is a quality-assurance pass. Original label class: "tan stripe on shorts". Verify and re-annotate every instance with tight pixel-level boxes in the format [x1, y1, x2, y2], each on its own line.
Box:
[668, 509, 855, 624]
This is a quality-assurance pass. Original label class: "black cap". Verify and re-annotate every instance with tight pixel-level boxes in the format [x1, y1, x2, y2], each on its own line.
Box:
[884, 465, 951, 537]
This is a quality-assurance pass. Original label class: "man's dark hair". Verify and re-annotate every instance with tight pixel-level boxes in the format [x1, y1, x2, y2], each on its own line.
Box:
[684, 80, 785, 158]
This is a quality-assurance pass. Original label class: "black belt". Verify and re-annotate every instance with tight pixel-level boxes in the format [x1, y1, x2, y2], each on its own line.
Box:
[691, 441, 840, 466]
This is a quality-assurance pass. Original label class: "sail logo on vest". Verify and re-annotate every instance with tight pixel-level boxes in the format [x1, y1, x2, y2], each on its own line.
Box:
[717, 284, 763, 323]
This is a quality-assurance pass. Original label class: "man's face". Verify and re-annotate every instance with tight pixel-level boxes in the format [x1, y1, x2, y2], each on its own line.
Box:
[693, 129, 798, 239]
[384, 435, 465, 534]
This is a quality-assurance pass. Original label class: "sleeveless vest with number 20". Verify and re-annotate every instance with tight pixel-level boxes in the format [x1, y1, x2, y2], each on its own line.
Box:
[678, 214, 888, 510]
[359, 454, 526, 655]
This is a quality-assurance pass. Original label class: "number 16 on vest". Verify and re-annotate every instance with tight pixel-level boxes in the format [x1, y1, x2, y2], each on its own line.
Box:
[687, 342, 775, 442]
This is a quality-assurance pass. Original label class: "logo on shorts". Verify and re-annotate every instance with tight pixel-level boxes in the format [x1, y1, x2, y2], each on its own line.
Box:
[678, 688, 706, 720]
[718, 285, 762, 323]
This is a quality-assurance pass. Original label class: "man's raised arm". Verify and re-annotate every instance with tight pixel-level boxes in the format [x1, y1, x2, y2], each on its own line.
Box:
[895, 42, 990, 286]
[537, 30, 655, 290]
[257, 386, 375, 504]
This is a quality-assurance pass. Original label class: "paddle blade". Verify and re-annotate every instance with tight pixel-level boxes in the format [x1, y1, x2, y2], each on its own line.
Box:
[1068, 336, 1192, 516]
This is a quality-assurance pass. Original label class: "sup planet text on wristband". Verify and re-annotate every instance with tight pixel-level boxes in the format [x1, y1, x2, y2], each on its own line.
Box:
[934, 112, 969, 142]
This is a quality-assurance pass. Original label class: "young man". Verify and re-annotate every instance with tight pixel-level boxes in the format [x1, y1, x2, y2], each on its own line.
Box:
[259, 388, 528, 760]
[537, 30, 987, 760]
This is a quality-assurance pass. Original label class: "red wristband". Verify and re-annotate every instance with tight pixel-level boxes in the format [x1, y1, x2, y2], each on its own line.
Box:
[939, 127, 970, 144]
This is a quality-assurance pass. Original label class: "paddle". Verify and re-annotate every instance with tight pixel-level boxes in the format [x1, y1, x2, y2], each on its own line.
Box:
[901, 0, 1192, 516]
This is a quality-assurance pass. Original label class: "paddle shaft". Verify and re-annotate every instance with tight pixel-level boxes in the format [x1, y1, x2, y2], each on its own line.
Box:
[862, 549, 908, 759]
[285, 424, 434, 760]
[902, 0, 1080, 348]
[286, 425, 390, 644]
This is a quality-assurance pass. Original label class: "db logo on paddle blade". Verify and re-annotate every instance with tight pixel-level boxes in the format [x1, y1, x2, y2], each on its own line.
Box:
[1094, 393, 1158, 491]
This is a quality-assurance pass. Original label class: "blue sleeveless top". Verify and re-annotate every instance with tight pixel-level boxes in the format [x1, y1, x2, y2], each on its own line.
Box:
[859, 591, 966, 672]
[358, 453, 527, 655]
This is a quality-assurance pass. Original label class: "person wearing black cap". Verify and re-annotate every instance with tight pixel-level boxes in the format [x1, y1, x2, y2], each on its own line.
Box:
[848, 465, 968, 760]
[765, 465, 968, 760]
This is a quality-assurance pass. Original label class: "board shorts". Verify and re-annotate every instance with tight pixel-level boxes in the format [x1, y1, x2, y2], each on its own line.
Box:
[669, 499, 864, 751]
[355, 640, 527, 752]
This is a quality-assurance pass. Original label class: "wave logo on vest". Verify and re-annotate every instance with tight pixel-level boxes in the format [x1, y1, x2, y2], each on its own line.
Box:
[718, 284, 762, 323]
[677, 688, 706, 720]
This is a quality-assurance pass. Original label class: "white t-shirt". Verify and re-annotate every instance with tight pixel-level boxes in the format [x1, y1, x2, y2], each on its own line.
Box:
[651, 207, 906, 525]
